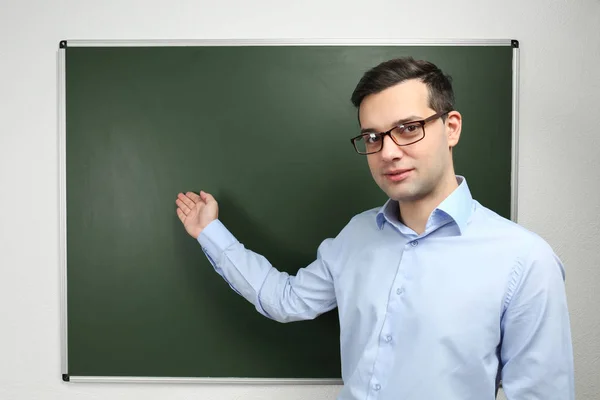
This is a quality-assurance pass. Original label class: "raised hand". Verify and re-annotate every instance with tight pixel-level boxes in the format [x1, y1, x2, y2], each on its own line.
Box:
[175, 191, 219, 239]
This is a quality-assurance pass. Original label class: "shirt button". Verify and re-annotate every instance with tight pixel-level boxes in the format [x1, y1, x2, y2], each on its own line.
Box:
[374, 383, 381, 391]
[396, 288, 403, 295]
[385, 335, 392, 342]
[411, 240, 419, 247]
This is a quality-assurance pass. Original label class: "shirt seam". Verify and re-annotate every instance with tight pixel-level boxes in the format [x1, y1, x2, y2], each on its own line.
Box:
[502, 238, 539, 313]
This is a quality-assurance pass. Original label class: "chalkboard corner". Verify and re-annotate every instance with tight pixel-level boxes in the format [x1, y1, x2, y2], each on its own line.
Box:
[511, 39, 519, 48]
[59, 40, 68, 49]
[62, 374, 70, 382]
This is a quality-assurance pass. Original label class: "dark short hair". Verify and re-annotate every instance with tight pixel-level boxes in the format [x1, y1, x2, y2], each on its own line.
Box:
[351, 57, 455, 118]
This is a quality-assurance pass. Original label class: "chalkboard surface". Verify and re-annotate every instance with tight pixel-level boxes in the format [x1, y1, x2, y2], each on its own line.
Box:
[60, 41, 516, 381]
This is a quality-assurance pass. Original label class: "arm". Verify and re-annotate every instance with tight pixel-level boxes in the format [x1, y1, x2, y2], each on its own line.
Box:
[175, 190, 337, 323]
[499, 239, 575, 399]
[199, 219, 337, 322]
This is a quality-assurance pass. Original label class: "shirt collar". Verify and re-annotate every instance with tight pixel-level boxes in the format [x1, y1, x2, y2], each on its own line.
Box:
[375, 175, 474, 235]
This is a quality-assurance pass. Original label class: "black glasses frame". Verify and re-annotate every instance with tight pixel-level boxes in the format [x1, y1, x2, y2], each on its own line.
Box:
[350, 110, 451, 155]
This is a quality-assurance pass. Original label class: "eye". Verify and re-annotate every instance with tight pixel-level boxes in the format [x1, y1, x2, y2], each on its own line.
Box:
[404, 123, 420, 132]
[363, 133, 381, 144]
[396, 123, 422, 136]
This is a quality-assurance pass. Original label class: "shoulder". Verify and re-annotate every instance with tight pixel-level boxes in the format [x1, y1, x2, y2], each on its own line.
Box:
[317, 206, 381, 253]
[471, 202, 566, 303]
[349, 206, 381, 223]
[471, 200, 565, 275]
[313, 206, 381, 273]
[471, 200, 555, 255]
[341, 206, 382, 235]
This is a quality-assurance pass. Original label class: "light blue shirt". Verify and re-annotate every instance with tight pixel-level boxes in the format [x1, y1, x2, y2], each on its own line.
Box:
[198, 176, 574, 400]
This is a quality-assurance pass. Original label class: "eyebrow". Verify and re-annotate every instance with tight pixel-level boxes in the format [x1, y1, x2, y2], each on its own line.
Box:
[360, 115, 423, 134]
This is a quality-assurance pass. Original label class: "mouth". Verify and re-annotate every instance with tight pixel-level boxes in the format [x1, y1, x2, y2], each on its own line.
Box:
[384, 168, 414, 182]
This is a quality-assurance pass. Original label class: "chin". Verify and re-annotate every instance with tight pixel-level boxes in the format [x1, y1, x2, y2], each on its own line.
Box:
[391, 192, 423, 203]
[385, 184, 424, 203]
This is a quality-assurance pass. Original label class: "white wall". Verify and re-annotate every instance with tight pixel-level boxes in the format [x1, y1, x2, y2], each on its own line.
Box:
[1, 0, 598, 399]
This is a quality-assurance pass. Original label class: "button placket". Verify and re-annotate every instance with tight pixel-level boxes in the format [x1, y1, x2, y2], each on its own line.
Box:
[368, 238, 411, 399]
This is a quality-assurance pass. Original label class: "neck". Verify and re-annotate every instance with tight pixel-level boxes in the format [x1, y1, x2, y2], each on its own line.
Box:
[398, 173, 459, 235]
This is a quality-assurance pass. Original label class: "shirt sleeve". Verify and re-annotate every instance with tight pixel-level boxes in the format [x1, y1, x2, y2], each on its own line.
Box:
[197, 219, 338, 323]
[500, 238, 575, 399]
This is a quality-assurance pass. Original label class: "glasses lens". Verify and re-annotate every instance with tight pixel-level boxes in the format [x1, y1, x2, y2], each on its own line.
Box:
[354, 133, 381, 154]
[391, 123, 424, 145]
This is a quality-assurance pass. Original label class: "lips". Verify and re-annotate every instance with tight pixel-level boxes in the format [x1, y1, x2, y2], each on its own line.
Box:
[385, 168, 413, 176]
[384, 168, 414, 182]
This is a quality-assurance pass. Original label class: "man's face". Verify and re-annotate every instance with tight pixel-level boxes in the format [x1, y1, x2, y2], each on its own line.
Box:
[358, 79, 460, 203]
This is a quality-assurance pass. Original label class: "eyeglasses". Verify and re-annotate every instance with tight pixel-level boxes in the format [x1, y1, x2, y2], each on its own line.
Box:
[350, 111, 450, 155]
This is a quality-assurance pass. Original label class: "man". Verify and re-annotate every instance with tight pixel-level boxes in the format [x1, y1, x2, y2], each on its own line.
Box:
[175, 57, 574, 399]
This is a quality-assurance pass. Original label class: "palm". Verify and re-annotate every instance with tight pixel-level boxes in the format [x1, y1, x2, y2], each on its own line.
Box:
[176, 191, 219, 239]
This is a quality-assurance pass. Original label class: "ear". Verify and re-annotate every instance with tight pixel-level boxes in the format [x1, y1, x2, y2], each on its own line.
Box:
[445, 111, 462, 149]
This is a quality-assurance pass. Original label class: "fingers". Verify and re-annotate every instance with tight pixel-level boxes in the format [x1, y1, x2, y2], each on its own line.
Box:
[176, 207, 186, 223]
[175, 198, 191, 216]
[177, 192, 196, 210]
[186, 191, 201, 203]
[175, 190, 216, 220]
[200, 190, 216, 204]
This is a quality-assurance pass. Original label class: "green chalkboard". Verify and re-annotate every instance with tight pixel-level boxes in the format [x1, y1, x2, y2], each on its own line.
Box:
[59, 40, 517, 381]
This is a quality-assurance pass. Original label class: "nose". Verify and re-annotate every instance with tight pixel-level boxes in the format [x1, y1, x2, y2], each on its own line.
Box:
[380, 134, 403, 161]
